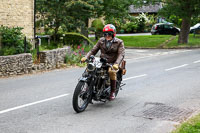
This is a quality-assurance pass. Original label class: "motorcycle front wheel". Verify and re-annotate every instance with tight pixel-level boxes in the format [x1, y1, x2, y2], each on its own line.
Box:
[72, 81, 91, 113]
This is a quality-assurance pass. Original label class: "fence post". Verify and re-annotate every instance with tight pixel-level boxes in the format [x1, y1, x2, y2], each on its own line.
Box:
[24, 36, 27, 53]
[0, 33, 2, 49]
[63, 34, 65, 45]
[35, 36, 40, 60]
[48, 36, 50, 46]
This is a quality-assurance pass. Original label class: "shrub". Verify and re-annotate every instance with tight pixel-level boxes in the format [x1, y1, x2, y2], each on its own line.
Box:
[0, 26, 31, 56]
[62, 33, 94, 48]
[91, 19, 104, 40]
[122, 22, 138, 33]
[135, 13, 151, 32]
[105, 18, 125, 33]
[136, 17, 145, 32]
[168, 15, 182, 27]
[91, 19, 104, 32]
[65, 44, 86, 67]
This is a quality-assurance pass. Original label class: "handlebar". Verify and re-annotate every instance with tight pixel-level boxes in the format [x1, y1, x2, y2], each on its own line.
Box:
[84, 56, 119, 71]
[106, 63, 119, 72]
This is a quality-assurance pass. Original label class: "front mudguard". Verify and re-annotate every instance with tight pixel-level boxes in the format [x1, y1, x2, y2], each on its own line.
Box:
[79, 77, 88, 82]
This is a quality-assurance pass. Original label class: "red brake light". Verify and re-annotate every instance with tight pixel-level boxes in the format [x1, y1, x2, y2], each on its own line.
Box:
[155, 26, 157, 30]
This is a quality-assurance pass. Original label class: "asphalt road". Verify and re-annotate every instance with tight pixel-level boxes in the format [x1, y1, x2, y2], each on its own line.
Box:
[1, 49, 200, 133]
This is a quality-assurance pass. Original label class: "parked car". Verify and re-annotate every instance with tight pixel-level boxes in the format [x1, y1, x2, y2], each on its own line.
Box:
[151, 23, 180, 35]
[190, 23, 200, 33]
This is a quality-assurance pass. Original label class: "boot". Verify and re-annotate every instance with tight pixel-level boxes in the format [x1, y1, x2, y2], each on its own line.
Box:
[110, 80, 116, 100]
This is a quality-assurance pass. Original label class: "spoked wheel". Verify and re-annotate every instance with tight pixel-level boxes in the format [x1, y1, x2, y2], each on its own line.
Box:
[72, 81, 91, 113]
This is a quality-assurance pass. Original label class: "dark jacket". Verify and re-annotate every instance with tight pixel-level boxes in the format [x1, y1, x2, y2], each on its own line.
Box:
[86, 37, 125, 64]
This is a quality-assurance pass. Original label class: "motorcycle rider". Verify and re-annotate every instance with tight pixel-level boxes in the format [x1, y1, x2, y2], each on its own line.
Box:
[81, 24, 125, 100]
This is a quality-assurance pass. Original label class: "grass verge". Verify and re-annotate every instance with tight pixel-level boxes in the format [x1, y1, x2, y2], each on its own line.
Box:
[172, 113, 200, 133]
[117, 35, 173, 48]
[166, 34, 200, 48]
[89, 34, 200, 49]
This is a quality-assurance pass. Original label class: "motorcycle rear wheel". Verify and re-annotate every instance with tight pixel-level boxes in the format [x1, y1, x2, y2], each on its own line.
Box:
[72, 81, 90, 113]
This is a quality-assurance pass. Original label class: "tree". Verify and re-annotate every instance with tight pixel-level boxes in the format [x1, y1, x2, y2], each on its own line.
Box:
[36, 0, 104, 38]
[101, 0, 131, 21]
[36, 0, 73, 42]
[65, 0, 104, 37]
[36, 0, 135, 40]
[131, 0, 200, 44]
[66, 0, 133, 36]
[158, 0, 200, 44]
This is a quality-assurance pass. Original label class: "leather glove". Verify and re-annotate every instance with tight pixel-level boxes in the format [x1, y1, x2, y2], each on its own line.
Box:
[81, 57, 87, 62]
[113, 64, 119, 70]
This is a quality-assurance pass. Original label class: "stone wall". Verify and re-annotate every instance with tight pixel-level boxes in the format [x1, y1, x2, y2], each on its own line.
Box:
[0, 53, 33, 77]
[0, 47, 71, 77]
[0, 0, 34, 39]
[37, 47, 71, 70]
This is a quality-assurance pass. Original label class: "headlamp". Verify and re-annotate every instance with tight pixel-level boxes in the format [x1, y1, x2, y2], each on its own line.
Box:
[87, 63, 95, 71]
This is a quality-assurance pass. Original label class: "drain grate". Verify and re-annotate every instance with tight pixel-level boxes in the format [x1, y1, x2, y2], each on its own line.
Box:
[140, 103, 193, 122]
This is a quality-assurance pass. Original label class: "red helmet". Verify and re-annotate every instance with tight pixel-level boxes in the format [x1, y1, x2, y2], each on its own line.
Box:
[103, 24, 116, 37]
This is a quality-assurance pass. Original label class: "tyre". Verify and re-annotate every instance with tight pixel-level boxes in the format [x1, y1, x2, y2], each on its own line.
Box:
[72, 81, 90, 113]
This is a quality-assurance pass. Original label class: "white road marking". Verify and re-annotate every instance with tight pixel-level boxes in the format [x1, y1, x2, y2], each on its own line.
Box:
[193, 60, 200, 63]
[0, 93, 70, 115]
[165, 64, 188, 71]
[123, 74, 147, 81]
[126, 50, 192, 61]
[135, 50, 148, 52]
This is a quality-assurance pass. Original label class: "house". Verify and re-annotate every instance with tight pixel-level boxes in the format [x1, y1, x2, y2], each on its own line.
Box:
[0, 0, 34, 39]
[129, 3, 163, 16]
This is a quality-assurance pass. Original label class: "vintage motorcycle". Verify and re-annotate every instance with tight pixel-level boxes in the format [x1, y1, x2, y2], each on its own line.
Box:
[72, 55, 125, 113]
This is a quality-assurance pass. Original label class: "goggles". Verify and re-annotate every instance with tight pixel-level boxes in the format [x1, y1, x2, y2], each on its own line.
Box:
[104, 32, 114, 37]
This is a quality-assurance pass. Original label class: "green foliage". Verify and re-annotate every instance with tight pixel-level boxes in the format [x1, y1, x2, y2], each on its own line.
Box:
[65, 45, 86, 67]
[91, 19, 104, 32]
[102, 0, 131, 22]
[36, 0, 134, 38]
[105, 18, 126, 33]
[0, 47, 16, 56]
[63, 33, 94, 47]
[40, 42, 59, 51]
[144, 14, 157, 31]
[157, 0, 200, 44]
[167, 15, 182, 27]
[120, 13, 157, 33]
[91, 19, 104, 39]
[122, 22, 138, 33]
[30, 49, 38, 64]
[158, 0, 200, 20]
[0, 26, 31, 56]
[36, 0, 104, 39]
[191, 16, 200, 26]
[135, 13, 148, 32]
[172, 113, 200, 133]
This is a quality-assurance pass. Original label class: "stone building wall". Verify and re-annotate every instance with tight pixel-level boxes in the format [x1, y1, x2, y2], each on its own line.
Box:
[0, 0, 34, 39]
